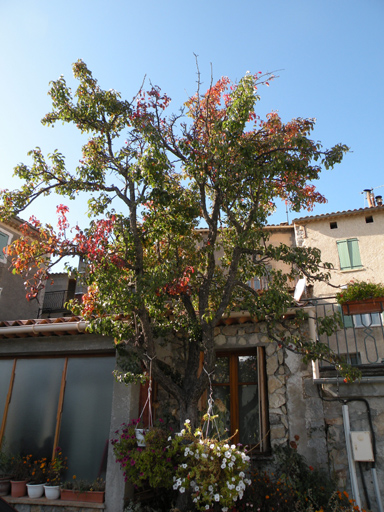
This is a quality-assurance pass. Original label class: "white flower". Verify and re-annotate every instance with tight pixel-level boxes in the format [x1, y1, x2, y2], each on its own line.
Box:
[228, 462, 234, 468]
[225, 450, 231, 459]
[221, 463, 226, 469]
[239, 471, 245, 478]
[231, 444, 236, 450]
[181, 429, 185, 435]
[232, 477, 236, 481]
[208, 485, 213, 492]
[168, 436, 172, 441]
[222, 508, 228, 512]
[205, 506, 210, 510]
[195, 453, 200, 459]
[223, 444, 229, 450]
[231, 455, 236, 462]
[179, 487, 185, 493]
[214, 494, 220, 502]
[181, 463, 187, 469]
[185, 419, 190, 424]
[202, 453, 208, 459]
[210, 443, 215, 449]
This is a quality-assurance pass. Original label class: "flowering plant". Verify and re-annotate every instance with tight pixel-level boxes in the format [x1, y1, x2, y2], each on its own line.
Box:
[46, 448, 67, 486]
[29, 457, 48, 484]
[61, 475, 105, 492]
[9, 454, 32, 481]
[336, 280, 384, 304]
[111, 419, 178, 489]
[171, 420, 251, 511]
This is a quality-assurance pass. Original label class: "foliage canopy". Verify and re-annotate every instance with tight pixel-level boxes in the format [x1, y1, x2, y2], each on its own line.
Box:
[0, 60, 352, 425]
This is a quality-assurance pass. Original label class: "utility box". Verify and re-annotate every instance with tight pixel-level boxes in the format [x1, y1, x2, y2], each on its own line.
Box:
[350, 431, 374, 462]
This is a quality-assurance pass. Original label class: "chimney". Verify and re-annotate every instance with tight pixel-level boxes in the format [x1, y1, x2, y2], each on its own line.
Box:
[376, 195, 383, 206]
[364, 189, 375, 208]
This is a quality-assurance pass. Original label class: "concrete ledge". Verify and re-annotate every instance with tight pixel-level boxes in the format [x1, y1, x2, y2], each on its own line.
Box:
[2, 495, 105, 511]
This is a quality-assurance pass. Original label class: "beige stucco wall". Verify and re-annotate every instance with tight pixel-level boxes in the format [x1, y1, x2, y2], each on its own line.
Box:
[294, 209, 384, 297]
[0, 220, 41, 320]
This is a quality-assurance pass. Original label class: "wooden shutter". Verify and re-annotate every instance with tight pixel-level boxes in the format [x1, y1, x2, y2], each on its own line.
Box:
[348, 239, 362, 269]
[336, 240, 351, 270]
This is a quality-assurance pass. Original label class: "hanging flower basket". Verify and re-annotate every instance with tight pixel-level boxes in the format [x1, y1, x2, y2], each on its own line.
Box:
[341, 298, 384, 316]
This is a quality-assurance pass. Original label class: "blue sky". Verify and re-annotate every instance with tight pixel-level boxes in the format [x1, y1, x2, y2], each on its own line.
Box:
[1, 0, 383, 231]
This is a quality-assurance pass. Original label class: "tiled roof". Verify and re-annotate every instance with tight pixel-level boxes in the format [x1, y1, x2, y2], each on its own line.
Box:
[293, 206, 384, 224]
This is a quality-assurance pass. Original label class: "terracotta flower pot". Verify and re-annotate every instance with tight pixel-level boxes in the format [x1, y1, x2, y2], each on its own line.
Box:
[0, 476, 11, 496]
[341, 298, 384, 316]
[61, 488, 105, 503]
[10, 480, 27, 497]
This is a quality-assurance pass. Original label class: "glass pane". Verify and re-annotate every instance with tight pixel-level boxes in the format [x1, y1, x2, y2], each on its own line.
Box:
[238, 355, 257, 383]
[4, 358, 64, 458]
[0, 360, 14, 447]
[212, 386, 230, 437]
[59, 357, 115, 480]
[238, 384, 259, 445]
[213, 357, 229, 384]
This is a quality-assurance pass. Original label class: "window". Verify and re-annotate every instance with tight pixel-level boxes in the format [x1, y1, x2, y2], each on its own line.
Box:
[212, 348, 268, 451]
[0, 355, 115, 479]
[0, 230, 10, 263]
[336, 238, 362, 271]
[330, 222, 338, 229]
[340, 307, 382, 329]
[354, 313, 382, 328]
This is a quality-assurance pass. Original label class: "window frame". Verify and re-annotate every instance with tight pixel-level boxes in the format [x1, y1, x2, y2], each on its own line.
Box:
[0, 227, 13, 264]
[213, 347, 269, 452]
[0, 353, 114, 477]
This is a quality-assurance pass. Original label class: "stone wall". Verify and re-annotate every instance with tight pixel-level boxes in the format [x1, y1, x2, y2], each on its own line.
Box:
[321, 381, 384, 510]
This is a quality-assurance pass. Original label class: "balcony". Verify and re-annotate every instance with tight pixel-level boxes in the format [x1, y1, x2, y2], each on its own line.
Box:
[306, 297, 384, 378]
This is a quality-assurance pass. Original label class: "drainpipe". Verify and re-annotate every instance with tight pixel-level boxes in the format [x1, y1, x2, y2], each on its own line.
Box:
[342, 403, 362, 509]
[0, 321, 88, 336]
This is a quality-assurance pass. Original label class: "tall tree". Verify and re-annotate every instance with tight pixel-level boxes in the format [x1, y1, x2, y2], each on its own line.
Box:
[0, 60, 351, 427]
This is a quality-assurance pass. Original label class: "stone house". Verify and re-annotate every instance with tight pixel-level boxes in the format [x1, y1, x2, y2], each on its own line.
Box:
[292, 200, 384, 511]
[1, 216, 384, 511]
[0, 218, 41, 321]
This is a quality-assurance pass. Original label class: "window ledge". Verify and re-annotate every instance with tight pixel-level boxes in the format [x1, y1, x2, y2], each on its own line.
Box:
[340, 267, 365, 273]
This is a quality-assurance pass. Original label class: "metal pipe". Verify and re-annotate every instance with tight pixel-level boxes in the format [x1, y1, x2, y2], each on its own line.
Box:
[371, 467, 384, 512]
[342, 404, 361, 509]
[0, 321, 88, 336]
[314, 376, 384, 384]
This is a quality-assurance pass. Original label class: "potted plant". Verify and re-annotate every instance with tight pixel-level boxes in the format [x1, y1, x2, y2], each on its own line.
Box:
[9, 454, 32, 497]
[44, 448, 67, 500]
[61, 476, 105, 503]
[26, 457, 48, 498]
[0, 449, 12, 496]
[337, 280, 384, 315]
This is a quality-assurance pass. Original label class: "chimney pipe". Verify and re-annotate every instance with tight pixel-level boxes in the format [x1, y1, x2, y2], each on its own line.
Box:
[364, 189, 375, 208]
[376, 195, 383, 206]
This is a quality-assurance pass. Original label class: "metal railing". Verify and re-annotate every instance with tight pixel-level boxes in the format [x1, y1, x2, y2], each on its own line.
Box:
[41, 290, 70, 315]
[306, 297, 384, 368]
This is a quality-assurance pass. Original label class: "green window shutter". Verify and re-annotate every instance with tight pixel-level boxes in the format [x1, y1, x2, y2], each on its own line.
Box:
[348, 239, 362, 269]
[338, 305, 353, 328]
[337, 238, 362, 270]
[0, 231, 8, 258]
[337, 240, 351, 270]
